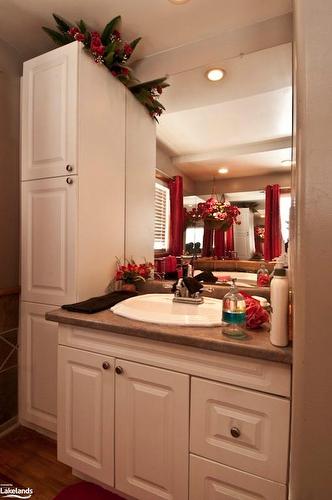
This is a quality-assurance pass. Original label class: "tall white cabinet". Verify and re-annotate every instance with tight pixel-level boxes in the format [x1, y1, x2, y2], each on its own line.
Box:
[19, 41, 156, 432]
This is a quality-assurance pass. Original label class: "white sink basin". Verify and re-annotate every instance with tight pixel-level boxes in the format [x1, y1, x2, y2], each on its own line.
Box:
[111, 293, 223, 327]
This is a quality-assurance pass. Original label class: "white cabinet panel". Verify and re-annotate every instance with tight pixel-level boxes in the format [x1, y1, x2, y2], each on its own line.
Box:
[19, 302, 58, 432]
[58, 346, 115, 487]
[190, 455, 287, 500]
[190, 377, 290, 483]
[115, 359, 189, 500]
[21, 176, 77, 305]
[21, 43, 78, 180]
[125, 91, 155, 263]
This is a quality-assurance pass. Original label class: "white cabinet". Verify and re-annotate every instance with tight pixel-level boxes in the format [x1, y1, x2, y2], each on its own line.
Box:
[190, 377, 290, 483]
[58, 348, 189, 500]
[125, 91, 156, 264]
[20, 41, 156, 432]
[57, 346, 115, 486]
[21, 177, 78, 305]
[190, 455, 287, 500]
[21, 42, 78, 181]
[115, 359, 189, 500]
[19, 302, 58, 432]
[55, 324, 291, 500]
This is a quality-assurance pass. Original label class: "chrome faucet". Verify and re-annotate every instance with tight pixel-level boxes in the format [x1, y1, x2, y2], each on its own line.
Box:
[173, 278, 204, 304]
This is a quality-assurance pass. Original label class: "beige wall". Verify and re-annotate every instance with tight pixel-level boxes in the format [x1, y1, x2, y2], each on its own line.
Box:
[0, 40, 21, 288]
[290, 1, 332, 498]
[156, 145, 195, 195]
[194, 171, 291, 196]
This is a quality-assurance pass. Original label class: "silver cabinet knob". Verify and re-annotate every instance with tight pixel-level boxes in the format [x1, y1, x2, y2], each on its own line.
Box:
[66, 177, 73, 184]
[102, 362, 111, 370]
[230, 427, 241, 438]
[115, 366, 123, 375]
[66, 164, 73, 172]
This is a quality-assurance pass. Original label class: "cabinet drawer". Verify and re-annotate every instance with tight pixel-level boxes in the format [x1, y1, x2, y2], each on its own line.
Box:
[190, 377, 290, 483]
[190, 454, 287, 500]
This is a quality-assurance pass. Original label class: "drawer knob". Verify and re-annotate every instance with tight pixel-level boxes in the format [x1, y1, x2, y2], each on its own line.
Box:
[115, 366, 123, 375]
[66, 177, 73, 185]
[66, 164, 73, 172]
[230, 427, 241, 438]
[102, 362, 111, 370]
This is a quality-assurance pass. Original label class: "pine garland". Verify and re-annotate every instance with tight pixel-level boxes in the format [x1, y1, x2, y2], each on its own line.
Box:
[42, 14, 169, 121]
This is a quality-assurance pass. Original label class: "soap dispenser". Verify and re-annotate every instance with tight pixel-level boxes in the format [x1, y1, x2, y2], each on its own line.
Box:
[222, 279, 247, 339]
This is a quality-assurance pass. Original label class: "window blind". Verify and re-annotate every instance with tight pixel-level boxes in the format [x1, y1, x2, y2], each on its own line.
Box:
[154, 183, 170, 250]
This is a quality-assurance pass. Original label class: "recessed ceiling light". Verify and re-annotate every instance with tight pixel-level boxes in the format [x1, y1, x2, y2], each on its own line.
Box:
[206, 68, 225, 82]
[168, 0, 190, 4]
[281, 159, 292, 166]
[218, 168, 229, 174]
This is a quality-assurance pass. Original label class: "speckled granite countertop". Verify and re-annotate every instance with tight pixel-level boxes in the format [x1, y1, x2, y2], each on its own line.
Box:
[46, 307, 292, 364]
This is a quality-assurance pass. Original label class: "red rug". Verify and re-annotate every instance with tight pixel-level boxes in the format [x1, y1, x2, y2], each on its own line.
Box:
[54, 482, 126, 499]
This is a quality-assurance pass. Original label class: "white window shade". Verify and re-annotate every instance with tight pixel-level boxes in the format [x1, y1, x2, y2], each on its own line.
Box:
[154, 183, 170, 250]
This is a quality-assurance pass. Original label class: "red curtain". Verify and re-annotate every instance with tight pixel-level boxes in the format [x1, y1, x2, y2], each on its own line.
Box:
[225, 224, 234, 253]
[264, 184, 282, 261]
[168, 176, 184, 256]
[255, 235, 264, 255]
[214, 229, 225, 258]
[202, 227, 213, 257]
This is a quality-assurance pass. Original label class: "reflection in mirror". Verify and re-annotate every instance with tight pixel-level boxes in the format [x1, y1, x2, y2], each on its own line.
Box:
[153, 31, 293, 283]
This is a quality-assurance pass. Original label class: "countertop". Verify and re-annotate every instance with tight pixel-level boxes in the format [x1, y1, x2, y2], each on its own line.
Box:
[46, 308, 292, 364]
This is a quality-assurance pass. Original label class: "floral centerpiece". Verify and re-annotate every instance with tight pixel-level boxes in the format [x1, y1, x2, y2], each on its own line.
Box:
[198, 198, 241, 230]
[183, 206, 203, 228]
[255, 226, 265, 241]
[114, 258, 154, 290]
[42, 14, 169, 121]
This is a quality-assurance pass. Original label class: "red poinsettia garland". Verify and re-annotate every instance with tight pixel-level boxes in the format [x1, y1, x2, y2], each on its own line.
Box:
[42, 14, 169, 121]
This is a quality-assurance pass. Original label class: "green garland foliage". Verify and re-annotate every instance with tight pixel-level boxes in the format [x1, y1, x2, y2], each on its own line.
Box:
[43, 14, 169, 121]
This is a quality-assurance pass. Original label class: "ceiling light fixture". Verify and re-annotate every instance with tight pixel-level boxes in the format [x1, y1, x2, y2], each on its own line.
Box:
[168, 0, 190, 4]
[218, 168, 229, 174]
[206, 68, 225, 82]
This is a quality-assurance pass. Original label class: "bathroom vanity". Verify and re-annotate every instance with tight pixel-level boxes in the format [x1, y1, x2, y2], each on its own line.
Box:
[47, 308, 291, 500]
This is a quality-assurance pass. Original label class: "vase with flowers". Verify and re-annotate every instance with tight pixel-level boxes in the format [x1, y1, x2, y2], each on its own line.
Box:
[114, 258, 154, 291]
[198, 198, 241, 230]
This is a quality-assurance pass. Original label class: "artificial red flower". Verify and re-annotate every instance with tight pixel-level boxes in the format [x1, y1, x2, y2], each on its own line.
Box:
[257, 274, 270, 287]
[112, 30, 121, 40]
[121, 67, 129, 75]
[124, 43, 133, 56]
[68, 27, 79, 37]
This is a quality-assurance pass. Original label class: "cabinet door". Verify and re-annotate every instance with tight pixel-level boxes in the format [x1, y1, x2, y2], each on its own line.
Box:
[190, 377, 290, 483]
[115, 359, 189, 500]
[21, 176, 77, 305]
[19, 302, 58, 432]
[21, 42, 78, 180]
[58, 346, 115, 487]
[190, 455, 287, 500]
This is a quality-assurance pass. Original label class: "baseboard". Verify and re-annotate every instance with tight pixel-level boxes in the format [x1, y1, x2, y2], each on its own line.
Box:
[0, 417, 19, 438]
[18, 418, 57, 441]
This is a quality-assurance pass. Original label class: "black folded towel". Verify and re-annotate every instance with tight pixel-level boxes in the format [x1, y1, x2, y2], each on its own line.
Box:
[165, 271, 179, 280]
[171, 277, 203, 295]
[194, 271, 218, 283]
[62, 290, 138, 314]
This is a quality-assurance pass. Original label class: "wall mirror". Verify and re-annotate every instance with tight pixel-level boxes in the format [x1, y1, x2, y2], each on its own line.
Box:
[145, 13, 293, 281]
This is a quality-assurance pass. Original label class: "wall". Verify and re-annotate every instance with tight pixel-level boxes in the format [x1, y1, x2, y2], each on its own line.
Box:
[156, 145, 195, 195]
[290, 1, 332, 498]
[194, 172, 291, 196]
[0, 39, 21, 433]
[0, 39, 20, 288]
